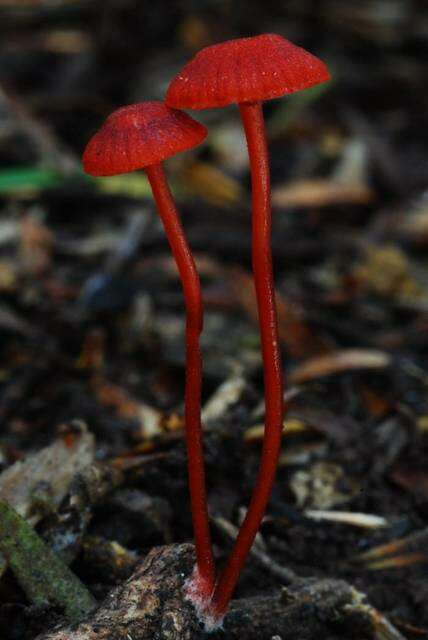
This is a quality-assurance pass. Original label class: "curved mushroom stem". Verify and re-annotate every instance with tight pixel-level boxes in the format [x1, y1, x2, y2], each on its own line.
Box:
[210, 101, 284, 618]
[146, 163, 216, 599]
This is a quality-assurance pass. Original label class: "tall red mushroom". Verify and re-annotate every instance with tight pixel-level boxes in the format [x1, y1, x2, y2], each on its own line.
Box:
[166, 34, 330, 621]
[83, 102, 216, 600]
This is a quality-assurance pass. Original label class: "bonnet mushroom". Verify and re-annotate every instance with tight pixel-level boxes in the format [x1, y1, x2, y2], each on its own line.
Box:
[166, 34, 330, 620]
[83, 101, 216, 599]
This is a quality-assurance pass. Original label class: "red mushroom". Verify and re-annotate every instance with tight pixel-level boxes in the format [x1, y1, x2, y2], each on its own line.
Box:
[166, 34, 330, 621]
[83, 101, 216, 600]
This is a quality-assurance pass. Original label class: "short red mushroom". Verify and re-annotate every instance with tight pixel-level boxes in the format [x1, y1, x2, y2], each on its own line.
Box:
[83, 101, 216, 600]
[166, 34, 330, 621]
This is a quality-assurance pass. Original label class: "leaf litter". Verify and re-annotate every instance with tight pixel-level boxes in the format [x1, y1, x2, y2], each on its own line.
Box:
[0, 1, 428, 638]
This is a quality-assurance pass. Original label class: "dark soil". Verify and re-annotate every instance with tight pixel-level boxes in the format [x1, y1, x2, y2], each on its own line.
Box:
[0, 1, 427, 639]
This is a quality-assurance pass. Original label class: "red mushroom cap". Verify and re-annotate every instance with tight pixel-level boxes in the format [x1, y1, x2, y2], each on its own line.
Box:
[166, 34, 330, 110]
[83, 101, 207, 176]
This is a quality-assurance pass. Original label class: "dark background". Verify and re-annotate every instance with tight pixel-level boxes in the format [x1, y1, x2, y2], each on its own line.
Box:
[0, 2, 428, 639]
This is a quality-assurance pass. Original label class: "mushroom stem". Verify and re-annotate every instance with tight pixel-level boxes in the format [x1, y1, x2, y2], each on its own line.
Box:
[211, 101, 284, 617]
[146, 163, 216, 597]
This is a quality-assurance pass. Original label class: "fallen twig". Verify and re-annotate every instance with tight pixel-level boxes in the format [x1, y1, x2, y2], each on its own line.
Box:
[0, 499, 96, 623]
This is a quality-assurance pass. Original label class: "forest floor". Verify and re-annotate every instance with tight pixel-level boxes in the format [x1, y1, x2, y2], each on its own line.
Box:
[0, 1, 427, 638]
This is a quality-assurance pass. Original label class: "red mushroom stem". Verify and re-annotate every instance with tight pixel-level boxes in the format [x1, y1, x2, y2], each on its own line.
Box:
[146, 163, 216, 598]
[210, 101, 284, 618]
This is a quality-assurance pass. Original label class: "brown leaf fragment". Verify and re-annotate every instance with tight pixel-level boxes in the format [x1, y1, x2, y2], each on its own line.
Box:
[391, 619, 428, 637]
[39, 29, 91, 54]
[110, 451, 171, 472]
[272, 179, 375, 208]
[352, 527, 428, 569]
[363, 552, 426, 570]
[360, 385, 391, 418]
[91, 377, 165, 440]
[289, 349, 391, 385]
[180, 161, 245, 207]
[244, 418, 312, 443]
[19, 213, 54, 276]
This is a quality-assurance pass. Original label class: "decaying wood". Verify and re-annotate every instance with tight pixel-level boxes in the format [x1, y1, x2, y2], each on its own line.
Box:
[216, 581, 374, 640]
[36, 543, 394, 640]
[36, 544, 198, 640]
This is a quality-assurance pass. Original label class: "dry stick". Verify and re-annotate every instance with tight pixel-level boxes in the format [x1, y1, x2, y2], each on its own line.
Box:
[0, 499, 96, 623]
[146, 163, 215, 596]
[211, 102, 284, 617]
[213, 515, 295, 584]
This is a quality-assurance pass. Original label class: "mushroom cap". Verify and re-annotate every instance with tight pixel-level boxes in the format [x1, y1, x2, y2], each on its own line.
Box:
[83, 101, 207, 176]
[166, 34, 330, 110]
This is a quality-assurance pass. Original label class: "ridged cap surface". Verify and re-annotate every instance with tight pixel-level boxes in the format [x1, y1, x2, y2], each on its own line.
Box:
[83, 101, 207, 176]
[166, 34, 330, 110]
